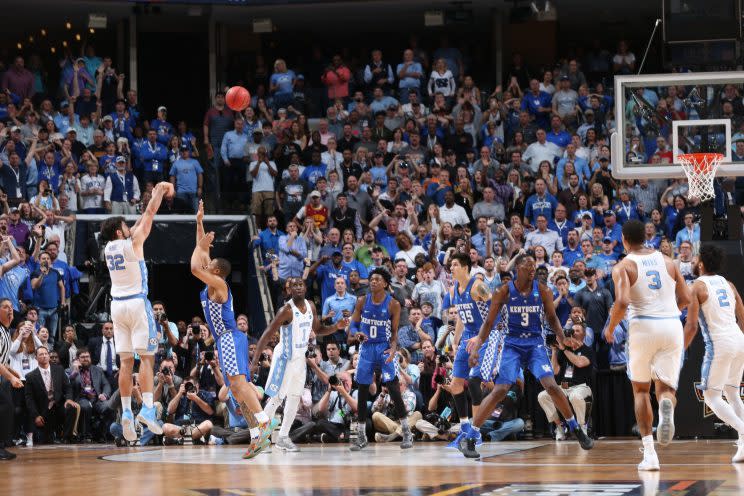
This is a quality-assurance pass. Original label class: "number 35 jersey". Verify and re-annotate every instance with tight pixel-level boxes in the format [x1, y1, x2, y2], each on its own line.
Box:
[626, 251, 679, 320]
[105, 238, 148, 298]
[501, 280, 544, 340]
[452, 277, 491, 339]
[360, 293, 392, 344]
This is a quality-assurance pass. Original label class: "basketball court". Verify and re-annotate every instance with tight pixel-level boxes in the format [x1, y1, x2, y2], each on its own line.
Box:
[4, 440, 744, 494]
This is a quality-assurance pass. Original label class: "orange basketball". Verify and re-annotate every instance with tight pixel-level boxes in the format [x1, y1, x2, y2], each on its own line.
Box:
[226, 86, 251, 111]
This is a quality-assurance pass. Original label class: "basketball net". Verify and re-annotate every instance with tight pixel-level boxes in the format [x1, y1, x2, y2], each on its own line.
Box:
[676, 153, 724, 203]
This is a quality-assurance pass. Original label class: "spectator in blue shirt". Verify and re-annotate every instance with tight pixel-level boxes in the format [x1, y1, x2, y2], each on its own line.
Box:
[611, 189, 642, 225]
[321, 276, 357, 324]
[590, 237, 620, 275]
[369, 87, 399, 114]
[300, 150, 327, 188]
[546, 115, 571, 150]
[552, 275, 574, 325]
[150, 106, 173, 146]
[169, 145, 203, 213]
[521, 79, 553, 130]
[607, 315, 629, 371]
[309, 251, 351, 304]
[396, 49, 423, 103]
[562, 230, 584, 267]
[643, 222, 661, 250]
[277, 221, 307, 281]
[30, 251, 65, 339]
[397, 307, 436, 363]
[674, 212, 701, 250]
[340, 243, 368, 283]
[269, 59, 296, 111]
[252, 215, 284, 262]
[140, 129, 169, 185]
[602, 210, 623, 255]
[524, 178, 558, 226]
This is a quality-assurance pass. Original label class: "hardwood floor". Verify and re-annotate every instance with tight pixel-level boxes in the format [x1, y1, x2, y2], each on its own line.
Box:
[2, 439, 743, 495]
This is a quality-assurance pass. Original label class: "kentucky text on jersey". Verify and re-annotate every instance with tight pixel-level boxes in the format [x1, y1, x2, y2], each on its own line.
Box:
[360, 293, 392, 343]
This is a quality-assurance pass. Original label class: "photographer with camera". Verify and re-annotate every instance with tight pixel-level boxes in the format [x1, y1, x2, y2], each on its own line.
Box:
[172, 320, 202, 377]
[189, 347, 224, 397]
[371, 375, 421, 443]
[415, 357, 457, 441]
[538, 321, 594, 440]
[151, 301, 179, 355]
[162, 378, 215, 445]
[153, 357, 182, 411]
[300, 372, 357, 443]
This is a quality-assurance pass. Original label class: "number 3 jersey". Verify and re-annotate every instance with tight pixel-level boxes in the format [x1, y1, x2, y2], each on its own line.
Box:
[452, 277, 491, 339]
[359, 293, 392, 344]
[105, 238, 148, 298]
[626, 251, 679, 320]
[501, 280, 544, 340]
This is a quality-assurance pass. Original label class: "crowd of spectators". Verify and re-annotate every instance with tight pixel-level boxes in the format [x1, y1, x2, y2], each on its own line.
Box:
[0, 35, 741, 449]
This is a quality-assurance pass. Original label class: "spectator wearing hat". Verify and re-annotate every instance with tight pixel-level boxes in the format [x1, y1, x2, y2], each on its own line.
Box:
[587, 236, 619, 275]
[169, 145, 204, 214]
[248, 146, 277, 227]
[103, 156, 140, 214]
[150, 106, 173, 146]
[99, 114, 117, 144]
[396, 49, 423, 104]
[295, 190, 328, 230]
[601, 209, 623, 254]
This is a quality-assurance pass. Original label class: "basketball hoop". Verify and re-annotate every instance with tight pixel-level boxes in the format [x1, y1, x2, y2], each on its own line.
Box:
[676, 153, 724, 202]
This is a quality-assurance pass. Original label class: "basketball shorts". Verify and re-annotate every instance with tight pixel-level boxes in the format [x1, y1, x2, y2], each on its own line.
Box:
[453, 331, 502, 382]
[699, 331, 744, 392]
[627, 317, 683, 389]
[265, 343, 307, 398]
[357, 341, 398, 385]
[216, 329, 249, 386]
[494, 336, 553, 385]
[111, 295, 158, 356]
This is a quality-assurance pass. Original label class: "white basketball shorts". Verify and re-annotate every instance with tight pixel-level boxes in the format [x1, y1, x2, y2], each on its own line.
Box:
[627, 317, 684, 389]
[111, 296, 158, 356]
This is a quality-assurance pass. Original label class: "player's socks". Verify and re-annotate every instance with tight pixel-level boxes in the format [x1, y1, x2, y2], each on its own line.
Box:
[565, 417, 579, 431]
[249, 428, 260, 440]
[255, 411, 269, 424]
[142, 392, 153, 409]
[401, 417, 409, 430]
[121, 396, 132, 412]
[638, 435, 659, 471]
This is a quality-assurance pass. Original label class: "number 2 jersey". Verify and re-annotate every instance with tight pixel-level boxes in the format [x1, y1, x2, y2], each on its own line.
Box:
[452, 277, 491, 339]
[105, 238, 148, 298]
[359, 293, 392, 344]
[697, 275, 740, 340]
[625, 251, 679, 320]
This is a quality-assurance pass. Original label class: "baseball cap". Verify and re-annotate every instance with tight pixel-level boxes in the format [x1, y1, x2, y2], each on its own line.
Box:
[559, 75, 570, 81]
[582, 212, 593, 220]
[179, 144, 189, 151]
[599, 156, 609, 162]
[157, 106, 167, 113]
[602, 236, 613, 243]
[75, 57, 85, 63]
[115, 156, 127, 164]
[9, 207, 19, 214]
[398, 161, 409, 169]
[332, 249, 342, 256]
[374, 151, 384, 158]
[66, 128, 77, 134]
[584, 268, 597, 276]
[371, 246, 383, 253]
[102, 115, 113, 122]
[10, 126, 20, 133]
[309, 190, 321, 198]
[584, 109, 594, 115]
[296, 74, 305, 80]
[603, 210, 615, 217]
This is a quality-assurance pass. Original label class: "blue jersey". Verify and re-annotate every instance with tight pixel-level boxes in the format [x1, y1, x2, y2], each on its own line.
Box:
[359, 293, 392, 344]
[200, 285, 238, 337]
[0, 265, 29, 311]
[501, 280, 545, 339]
[452, 277, 491, 340]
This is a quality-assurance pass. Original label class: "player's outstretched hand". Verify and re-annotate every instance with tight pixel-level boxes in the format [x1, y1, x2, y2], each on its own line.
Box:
[466, 335, 482, 354]
[198, 231, 215, 250]
[157, 181, 175, 199]
[196, 200, 204, 223]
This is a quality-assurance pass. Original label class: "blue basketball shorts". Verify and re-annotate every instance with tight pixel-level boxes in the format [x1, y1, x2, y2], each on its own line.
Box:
[356, 341, 398, 385]
[494, 336, 553, 385]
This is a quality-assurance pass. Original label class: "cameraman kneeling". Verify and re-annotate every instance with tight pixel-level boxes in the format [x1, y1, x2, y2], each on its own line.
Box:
[537, 321, 594, 440]
[162, 379, 216, 444]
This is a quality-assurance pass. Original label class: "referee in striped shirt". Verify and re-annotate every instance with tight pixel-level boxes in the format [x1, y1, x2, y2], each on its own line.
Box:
[0, 298, 24, 460]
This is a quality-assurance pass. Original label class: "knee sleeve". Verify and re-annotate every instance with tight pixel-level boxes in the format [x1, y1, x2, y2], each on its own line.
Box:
[467, 377, 483, 406]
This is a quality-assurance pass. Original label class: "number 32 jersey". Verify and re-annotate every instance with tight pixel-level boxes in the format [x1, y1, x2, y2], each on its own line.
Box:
[359, 293, 392, 344]
[105, 238, 148, 298]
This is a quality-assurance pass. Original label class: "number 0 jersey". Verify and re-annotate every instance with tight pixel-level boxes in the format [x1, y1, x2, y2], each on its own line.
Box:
[626, 251, 679, 320]
[359, 293, 392, 344]
[501, 280, 544, 339]
[452, 277, 491, 339]
[105, 238, 148, 298]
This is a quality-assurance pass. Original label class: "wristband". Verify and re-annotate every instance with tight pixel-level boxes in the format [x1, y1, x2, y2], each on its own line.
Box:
[349, 321, 360, 334]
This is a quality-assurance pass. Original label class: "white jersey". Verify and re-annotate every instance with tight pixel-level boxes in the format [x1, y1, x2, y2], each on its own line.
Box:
[279, 299, 314, 361]
[698, 275, 740, 340]
[105, 238, 147, 298]
[626, 251, 679, 320]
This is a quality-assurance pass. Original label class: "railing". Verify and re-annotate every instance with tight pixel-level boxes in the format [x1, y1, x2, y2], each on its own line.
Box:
[246, 213, 275, 325]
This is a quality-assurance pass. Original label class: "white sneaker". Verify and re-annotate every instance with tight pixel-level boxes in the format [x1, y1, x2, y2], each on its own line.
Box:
[733, 440, 744, 463]
[276, 436, 300, 452]
[555, 426, 566, 441]
[638, 448, 660, 471]
[26, 433, 33, 448]
[656, 398, 675, 446]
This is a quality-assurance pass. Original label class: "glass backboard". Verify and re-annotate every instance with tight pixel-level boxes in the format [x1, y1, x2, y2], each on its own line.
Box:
[612, 71, 744, 179]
